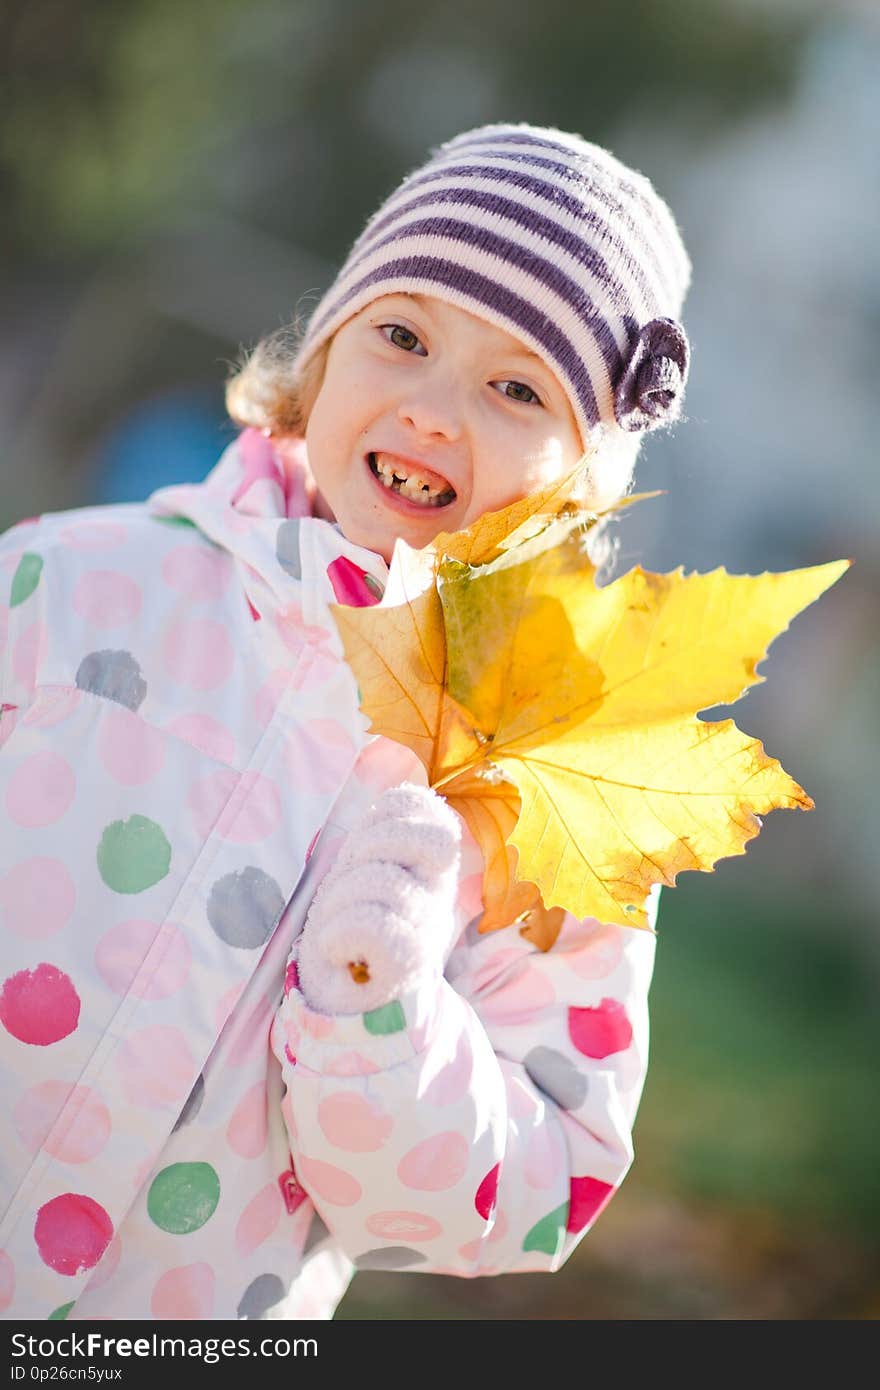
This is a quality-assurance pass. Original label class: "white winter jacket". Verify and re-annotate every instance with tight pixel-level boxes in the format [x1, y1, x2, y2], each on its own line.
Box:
[0, 428, 656, 1320]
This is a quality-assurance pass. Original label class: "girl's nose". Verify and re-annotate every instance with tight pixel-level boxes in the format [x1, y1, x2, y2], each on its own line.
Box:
[396, 385, 463, 441]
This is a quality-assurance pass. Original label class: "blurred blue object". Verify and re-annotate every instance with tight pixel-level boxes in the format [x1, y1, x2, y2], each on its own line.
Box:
[88, 386, 231, 504]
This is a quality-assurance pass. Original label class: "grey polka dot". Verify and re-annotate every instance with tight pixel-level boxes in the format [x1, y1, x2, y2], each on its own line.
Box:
[237, 1273, 285, 1320]
[354, 1247, 428, 1271]
[76, 650, 147, 711]
[303, 1211, 330, 1257]
[465, 913, 485, 947]
[172, 1073, 205, 1132]
[276, 520, 302, 580]
[524, 1046, 589, 1111]
[207, 868, 284, 949]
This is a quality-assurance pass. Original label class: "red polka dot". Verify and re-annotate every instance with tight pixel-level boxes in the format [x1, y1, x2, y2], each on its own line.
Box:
[567, 1176, 616, 1233]
[72, 570, 142, 628]
[568, 998, 633, 1058]
[5, 751, 76, 828]
[475, 1163, 500, 1220]
[0, 964, 80, 1045]
[34, 1193, 113, 1276]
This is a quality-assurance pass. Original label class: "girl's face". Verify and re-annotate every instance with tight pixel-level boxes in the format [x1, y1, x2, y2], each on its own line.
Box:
[302, 292, 585, 561]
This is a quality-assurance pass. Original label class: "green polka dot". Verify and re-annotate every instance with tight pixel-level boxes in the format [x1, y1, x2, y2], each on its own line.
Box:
[147, 1162, 220, 1234]
[522, 1202, 569, 1256]
[10, 552, 42, 607]
[48, 1301, 75, 1320]
[152, 514, 197, 528]
[97, 815, 172, 894]
[363, 1000, 406, 1035]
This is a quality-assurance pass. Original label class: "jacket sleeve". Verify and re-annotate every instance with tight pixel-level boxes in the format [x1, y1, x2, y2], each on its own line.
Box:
[0, 516, 44, 745]
[274, 879, 658, 1277]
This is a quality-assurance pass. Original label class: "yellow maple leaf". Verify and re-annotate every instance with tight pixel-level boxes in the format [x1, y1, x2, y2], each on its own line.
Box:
[332, 504, 850, 939]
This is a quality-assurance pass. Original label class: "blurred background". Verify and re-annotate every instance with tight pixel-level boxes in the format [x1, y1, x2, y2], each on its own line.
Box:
[2, 0, 877, 1319]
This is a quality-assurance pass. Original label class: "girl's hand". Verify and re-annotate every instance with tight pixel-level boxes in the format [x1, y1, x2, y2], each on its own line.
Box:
[295, 783, 462, 1015]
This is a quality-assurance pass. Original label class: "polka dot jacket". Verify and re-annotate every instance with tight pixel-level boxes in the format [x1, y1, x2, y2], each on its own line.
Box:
[0, 429, 657, 1320]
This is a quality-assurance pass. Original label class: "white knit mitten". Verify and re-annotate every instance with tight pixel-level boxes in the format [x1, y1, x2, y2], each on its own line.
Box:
[295, 783, 462, 1015]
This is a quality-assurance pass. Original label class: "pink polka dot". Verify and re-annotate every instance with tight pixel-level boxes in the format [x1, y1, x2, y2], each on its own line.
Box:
[227, 1082, 268, 1159]
[83, 1233, 121, 1291]
[5, 750, 75, 828]
[317, 1092, 394, 1152]
[284, 720, 357, 795]
[95, 920, 191, 1000]
[353, 735, 421, 790]
[215, 981, 245, 1034]
[0, 1250, 13, 1311]
[163, 618, 234, 691]
[296, 1156, 362, 1207]
[235, 1183, 281, 1257]
[397, 1131, 469, 1192]
[476, 965, 556, 1027]
[161, 544, 230, 600]
[72, 570, 142, 628]
[254, 669, 291, 730]
[15, 1082, 111, 1163]
[0, 605, 7, 651]
[20, 688, 81, 729]
[12, 620, 47, 690]
[0, 857, 76, 939]
[458, 1210, 508, 1264]
[34, 1193, 113, 1275]
[322, 1051, 380, 1076]
[97, 704, 166, 785]
[165, 712, 236, 764]
[507, 1075, 539, 1121]
[470, 947, 531, 995]
[59, 521, 127, 551]
[227, 993, 274, 1069]
[291, 643, 340, 692]
[568, 998, 633, 1058]
[524, 1120, 567, 1190]
[457, 870, 486, 924]
[560, 919, 624, 979]
[151, 1263, 215, 1320]
[365, 1210, 442, 1242]
[0, 964, 80, 1045]
[187, 769, 281, 843]
[115, 1025, 195, 1108]
[422, 1031, 473, 1107]
[299, 1008, 335, 1040]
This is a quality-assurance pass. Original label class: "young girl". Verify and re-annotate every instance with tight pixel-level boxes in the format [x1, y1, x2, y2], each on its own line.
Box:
[0, 122, 691, 1320]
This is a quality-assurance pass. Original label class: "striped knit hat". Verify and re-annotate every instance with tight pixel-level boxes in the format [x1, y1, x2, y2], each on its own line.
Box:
[292, 121, 692, 448]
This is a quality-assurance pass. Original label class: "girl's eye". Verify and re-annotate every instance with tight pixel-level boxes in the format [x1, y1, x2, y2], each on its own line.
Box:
[495, 379, 543, 407]
[379, 323, 542, 406]
[380, 323, 426, 355]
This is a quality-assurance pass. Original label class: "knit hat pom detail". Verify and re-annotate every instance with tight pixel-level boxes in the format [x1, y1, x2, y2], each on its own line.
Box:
[614, 317, 690, 433]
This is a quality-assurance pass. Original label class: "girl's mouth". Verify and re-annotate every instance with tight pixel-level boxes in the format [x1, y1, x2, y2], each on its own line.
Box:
[366, 452, 457, 510]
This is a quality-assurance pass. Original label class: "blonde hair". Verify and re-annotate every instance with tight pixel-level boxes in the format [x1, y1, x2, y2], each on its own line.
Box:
[225, 319, 643, 581]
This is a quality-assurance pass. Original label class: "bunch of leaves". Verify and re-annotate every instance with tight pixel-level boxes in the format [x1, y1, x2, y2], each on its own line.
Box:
[332, 478, 849, 949]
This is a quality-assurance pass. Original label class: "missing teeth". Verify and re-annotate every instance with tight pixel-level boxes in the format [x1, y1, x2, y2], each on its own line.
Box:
[368, 453, 456, 508]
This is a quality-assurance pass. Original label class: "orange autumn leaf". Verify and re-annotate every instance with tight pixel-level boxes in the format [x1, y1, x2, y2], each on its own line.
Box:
[332, 498, 851, 939]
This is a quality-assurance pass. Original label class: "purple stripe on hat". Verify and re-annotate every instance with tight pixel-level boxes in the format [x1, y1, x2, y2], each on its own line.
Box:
[374, 159, 676, 303]
[305, 255, 603, 428]
[443, 131, 680, 269]
[335, 214, 624, 379]
[348, 184, 658, 317]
